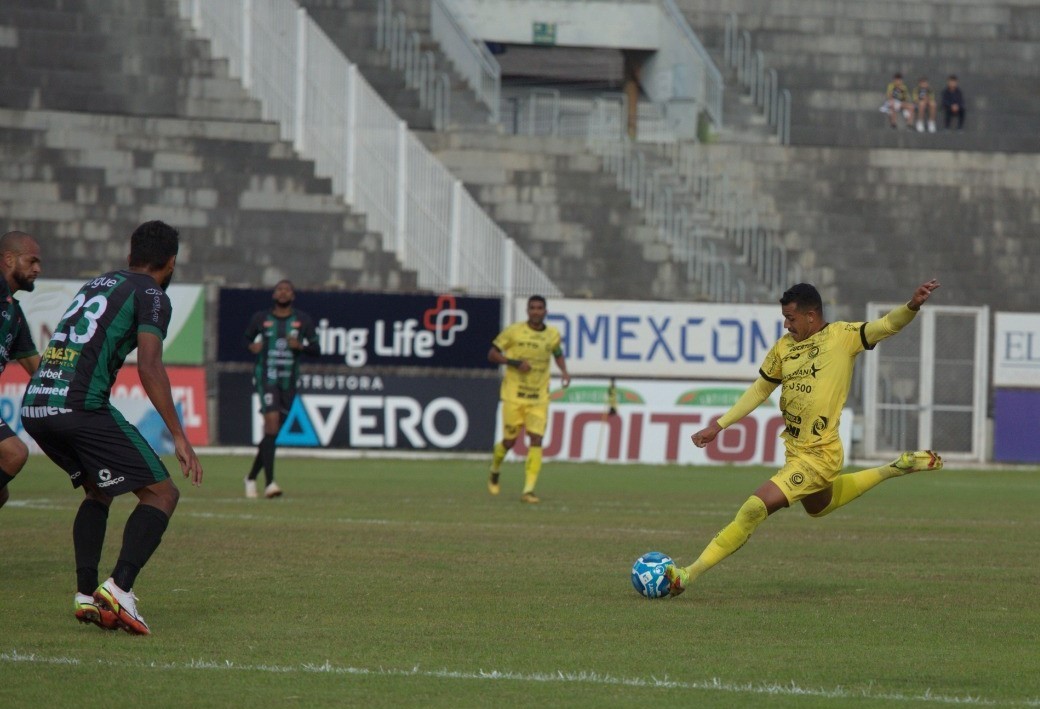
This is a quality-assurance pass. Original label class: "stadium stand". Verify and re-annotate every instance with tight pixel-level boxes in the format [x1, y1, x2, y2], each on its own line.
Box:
[0, 0, 415, 289]
[671, 0, 1040, 315]
[1, 0, 1037, 314]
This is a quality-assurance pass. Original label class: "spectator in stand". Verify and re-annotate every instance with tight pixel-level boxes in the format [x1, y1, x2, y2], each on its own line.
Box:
[914, 77, 937, 133]
[941, 75, 966, 130]
[884, 73, 915, 130]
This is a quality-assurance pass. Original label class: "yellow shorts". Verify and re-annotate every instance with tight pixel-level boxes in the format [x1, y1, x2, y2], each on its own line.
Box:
[770, 443, 844, 504]
[501, 400, 549, 439]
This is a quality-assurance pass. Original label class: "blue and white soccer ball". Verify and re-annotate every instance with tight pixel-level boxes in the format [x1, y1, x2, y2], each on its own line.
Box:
[631, 551, 674, 599]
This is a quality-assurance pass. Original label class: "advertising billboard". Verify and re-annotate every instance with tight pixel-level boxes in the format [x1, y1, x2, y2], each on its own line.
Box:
[18, 280, 205, 365]
[500, 378, 852, 466]
[534, 298, 785, 379]
[5, 366, 209, 454]
[993, 312, 1040, 388]
[217, 371, 499, 450]
[218, 290, 501, 370]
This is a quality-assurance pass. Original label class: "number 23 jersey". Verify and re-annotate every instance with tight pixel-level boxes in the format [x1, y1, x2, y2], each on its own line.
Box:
[24, 270, 172, 411]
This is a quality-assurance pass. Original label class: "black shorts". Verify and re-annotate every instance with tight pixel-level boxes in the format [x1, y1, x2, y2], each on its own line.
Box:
[257, 383, 296, 416]
[23, 408, 170, 496]
[0, 417, 17, 444]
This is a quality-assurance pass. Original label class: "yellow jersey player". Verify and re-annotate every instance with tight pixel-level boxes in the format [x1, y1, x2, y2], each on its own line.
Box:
[666, 280, 943, 596]
[487, 295, 570, 503]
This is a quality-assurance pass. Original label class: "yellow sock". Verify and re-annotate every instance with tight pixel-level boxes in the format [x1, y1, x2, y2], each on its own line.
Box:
[809, 464, 891, 518]
[490, 442, 507, 473]
[686, 496, 768, 582]
[523, 446, 542, 494]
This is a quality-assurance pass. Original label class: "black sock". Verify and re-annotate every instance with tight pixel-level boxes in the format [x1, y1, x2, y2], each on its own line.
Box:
[112, 504, 169, 591]
[0, 468, 14, 491]
[260, 434, 277, 486]
[73, 499, 110, 595]
[247, 448, 263, 480]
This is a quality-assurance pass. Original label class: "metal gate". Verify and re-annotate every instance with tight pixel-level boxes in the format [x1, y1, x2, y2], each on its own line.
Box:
[862, 305, 989, 462]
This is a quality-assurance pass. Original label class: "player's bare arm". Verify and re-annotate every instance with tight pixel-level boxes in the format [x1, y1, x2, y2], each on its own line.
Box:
[908, 278, 941, 310]
[137, 332, 203, 486]
[17, 353, 40, 375]
[555, 355, 571, 388]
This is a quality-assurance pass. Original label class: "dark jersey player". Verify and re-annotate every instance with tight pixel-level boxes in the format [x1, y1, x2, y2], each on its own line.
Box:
[0, 230, 43, 510]
[21, 220, 203, 635]
[243, 279, 319, 499]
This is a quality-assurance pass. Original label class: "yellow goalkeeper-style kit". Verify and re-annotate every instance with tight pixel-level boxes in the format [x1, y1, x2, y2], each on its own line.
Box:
[717, 304, 919, 501]
[493, 321, 562, 437]
[494, 321, 562, 405]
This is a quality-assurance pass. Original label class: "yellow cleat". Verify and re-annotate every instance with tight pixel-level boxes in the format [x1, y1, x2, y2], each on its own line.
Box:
[488, 472, 500, 496]
[891, 450, 943, 474]
[520, 492, 540, 504]
[665, 564, 689, 597]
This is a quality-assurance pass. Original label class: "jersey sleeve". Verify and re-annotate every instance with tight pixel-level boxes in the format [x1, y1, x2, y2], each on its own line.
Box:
[550, 327, 563, 357]
[244, 311, 264, 346]
[491, 325, 514, 354]
[298, 311, 321, 356]
[9, 305, 37, 359]
[759, 339, 783, 384]
[136, 288, 172, 339]
[862, 304, 918, 348]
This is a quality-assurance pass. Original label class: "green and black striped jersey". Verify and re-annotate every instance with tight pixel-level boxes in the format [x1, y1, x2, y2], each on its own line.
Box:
[245, 307, 319, 390]
[0, 278, 38, 374]
[23, 270, 171, 411]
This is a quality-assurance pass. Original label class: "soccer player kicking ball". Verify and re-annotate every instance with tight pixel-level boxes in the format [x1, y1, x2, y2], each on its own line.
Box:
[22, 221, 203, 633]
[666, 279, 943, 596]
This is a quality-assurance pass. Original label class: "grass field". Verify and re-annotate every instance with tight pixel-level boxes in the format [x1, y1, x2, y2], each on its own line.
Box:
[2, 453, 1039, 708]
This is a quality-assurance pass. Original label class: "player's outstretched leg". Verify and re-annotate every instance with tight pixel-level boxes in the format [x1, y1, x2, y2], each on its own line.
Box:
[667, 495, 769, 597]
[890, 450, 943, 474]
[808, 450, 943, 518]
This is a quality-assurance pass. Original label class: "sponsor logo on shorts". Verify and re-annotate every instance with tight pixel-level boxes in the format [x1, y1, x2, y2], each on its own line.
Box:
[96, 468, 126, 488]
[791, 472, 805, 485]
[20, 405, 73, 418]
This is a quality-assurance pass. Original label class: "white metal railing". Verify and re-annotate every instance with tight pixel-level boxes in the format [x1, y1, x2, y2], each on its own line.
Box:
[587, 104, 801, 300]
[176, 0, 560, 302]
[378, 0, 451, 130]
[725, 14, 791, 145]
[430, 0, 500, 123]
[659, 0, 724, 127]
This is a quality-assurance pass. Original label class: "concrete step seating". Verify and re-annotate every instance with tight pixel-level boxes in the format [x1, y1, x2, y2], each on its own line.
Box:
[676, 0, 1039, 153]
[0, 105, 412, 290]
[698, 143, 1040, 313]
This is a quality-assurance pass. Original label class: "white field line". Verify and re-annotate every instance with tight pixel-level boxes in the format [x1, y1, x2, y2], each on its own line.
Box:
[2, 650, 1037, 706]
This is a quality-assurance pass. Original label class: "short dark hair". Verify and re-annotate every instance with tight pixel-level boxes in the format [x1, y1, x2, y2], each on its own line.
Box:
[948, 74, 958, 81]
[128, 220, 179, 270]
[780, 283, 823, 314]
[893, 72, 902, 79]
[528, 294, 546, 307]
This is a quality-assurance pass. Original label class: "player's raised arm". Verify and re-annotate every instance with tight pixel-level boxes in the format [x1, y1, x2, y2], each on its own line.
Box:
[864, 278, 941, 345]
